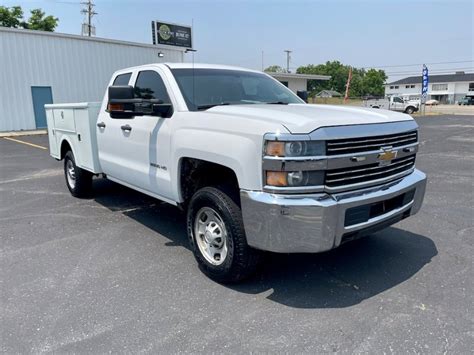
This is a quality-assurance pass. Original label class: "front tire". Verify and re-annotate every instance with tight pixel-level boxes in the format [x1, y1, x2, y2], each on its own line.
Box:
[64, 151, 92, 198]
[405, 106, 415, 114]
[187, 187, 261, 283]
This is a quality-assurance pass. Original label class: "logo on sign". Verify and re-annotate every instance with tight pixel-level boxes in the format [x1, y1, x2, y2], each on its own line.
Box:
[158, 24, 172, 40]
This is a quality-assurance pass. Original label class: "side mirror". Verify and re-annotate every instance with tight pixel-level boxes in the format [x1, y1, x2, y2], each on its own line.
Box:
[107, 85, 173, 119]
[297, 90, 309, 103]
[108, 85, 136, 119]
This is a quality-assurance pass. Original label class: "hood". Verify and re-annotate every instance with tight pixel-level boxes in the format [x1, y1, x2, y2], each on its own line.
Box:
[207, 104, 413, 134]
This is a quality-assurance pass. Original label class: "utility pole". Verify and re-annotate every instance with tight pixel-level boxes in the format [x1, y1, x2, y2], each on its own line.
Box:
[284, 50, 292, 73]
[81, 0, 97, 37]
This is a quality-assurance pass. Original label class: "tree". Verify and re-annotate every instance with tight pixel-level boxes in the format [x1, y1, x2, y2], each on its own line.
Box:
[297, 61, 386, 98]
[23, 9, 58, 31]
[361, 69, 387, 97]
[0, 6, 58, 32]
[0, 6, 23, 28]
[264, 65, 286, 73]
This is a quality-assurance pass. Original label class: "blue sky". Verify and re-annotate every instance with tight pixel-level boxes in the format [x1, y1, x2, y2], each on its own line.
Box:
[4, 0, 473, 80]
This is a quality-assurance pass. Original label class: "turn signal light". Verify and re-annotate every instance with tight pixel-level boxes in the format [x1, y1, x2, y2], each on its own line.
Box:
[266, 171, 287, 187]
[108, 103, 124, 111]
[266, 141, 285, 157]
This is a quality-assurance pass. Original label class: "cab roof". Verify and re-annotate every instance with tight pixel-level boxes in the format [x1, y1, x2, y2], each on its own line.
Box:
[164, 62, 260, 73]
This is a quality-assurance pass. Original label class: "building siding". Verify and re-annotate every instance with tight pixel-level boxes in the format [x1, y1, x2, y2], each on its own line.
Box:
[286, 78, 307, 93]
[1, 28, 184, 131]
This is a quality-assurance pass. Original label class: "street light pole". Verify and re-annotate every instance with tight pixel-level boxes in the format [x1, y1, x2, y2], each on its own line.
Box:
[284, 50, 292, 73]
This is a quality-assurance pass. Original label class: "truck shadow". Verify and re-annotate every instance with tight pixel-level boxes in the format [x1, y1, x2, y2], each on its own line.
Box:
[93, 178, 437, 309]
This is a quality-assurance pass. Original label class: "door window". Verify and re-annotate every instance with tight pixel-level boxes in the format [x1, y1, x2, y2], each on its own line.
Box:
[113, 73, 132, 85]
[134, 70, 171, 103]
[393, 97, 403, 103]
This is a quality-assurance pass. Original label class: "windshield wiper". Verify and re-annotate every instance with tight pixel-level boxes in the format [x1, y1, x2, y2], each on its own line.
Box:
[266, 101, 289, 105]
[196, 102, 231, 110]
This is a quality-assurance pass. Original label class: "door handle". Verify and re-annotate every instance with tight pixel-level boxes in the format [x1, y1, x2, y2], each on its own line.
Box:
[121, 124, 132, 132]
[97, 122, 106, 128]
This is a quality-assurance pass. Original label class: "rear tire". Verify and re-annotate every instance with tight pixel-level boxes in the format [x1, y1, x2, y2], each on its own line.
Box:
[187, 186, 261, 283]
[64, 151, 92, 198]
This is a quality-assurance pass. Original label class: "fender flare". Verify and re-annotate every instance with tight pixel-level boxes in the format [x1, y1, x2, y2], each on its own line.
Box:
[59, 136, 77, 161]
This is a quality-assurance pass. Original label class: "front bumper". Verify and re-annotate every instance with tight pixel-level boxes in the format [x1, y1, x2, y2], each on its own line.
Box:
[240, 169, 427, 253]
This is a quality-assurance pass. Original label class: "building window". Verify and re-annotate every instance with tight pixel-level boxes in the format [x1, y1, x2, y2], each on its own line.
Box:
[469, 83, 474, 91]
[280, 81, 289, 87]
[432, 83, 448, 91]
[390, 85, 399, 89]
[410, 85, 415, 88]
[405, 84, 415, 89]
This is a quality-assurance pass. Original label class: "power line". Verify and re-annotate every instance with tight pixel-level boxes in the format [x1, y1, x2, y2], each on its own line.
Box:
[290, 60, 473, 71]
[367, 60, 473, 69]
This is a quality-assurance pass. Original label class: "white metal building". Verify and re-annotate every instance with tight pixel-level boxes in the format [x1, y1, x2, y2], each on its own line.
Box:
[385, 72, 474, 104]
[266, 72, 330, 94]
[0, 27, 185, 131]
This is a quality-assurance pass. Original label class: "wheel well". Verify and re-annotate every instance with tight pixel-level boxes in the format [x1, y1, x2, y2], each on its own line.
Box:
[179, 158, 239, 205]
[60, 140, 72, 160]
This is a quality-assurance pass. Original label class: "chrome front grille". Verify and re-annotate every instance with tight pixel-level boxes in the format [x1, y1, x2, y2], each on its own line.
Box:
[326, 130, 418, 156]
[325, 155, 416, 188]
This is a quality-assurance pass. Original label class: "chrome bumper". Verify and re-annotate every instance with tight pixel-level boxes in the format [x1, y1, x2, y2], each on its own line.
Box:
[240, 169, 427, 253]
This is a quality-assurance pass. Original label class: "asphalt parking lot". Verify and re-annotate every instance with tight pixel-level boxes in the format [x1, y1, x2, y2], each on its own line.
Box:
[1, 114, 473, 353]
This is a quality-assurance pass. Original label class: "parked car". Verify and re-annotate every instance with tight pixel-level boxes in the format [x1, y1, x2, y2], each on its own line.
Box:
[458, 96, 474, 105]
[45, 63, 427, 282]
[363, 96, 419, 114]
[425, 99, 439, 106]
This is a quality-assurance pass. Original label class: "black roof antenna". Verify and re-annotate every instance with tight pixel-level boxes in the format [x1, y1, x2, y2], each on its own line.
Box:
[186, 48, 197, 108]
[185, 19, 197, 108]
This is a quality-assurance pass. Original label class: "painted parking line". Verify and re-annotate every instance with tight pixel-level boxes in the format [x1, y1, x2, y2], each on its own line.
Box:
[3, 137, 48, 150]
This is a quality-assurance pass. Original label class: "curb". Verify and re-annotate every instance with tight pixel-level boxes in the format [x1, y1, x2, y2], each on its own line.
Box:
[0, 129, 47, 138]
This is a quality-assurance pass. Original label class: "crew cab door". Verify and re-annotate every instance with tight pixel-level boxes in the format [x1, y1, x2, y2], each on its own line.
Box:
[391, 96, 405, 111]
[97, 69, 174, 200]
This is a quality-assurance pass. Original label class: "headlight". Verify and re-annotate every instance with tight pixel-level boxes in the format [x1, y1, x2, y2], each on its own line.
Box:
[265, 140, 325, 157]
[266, 170, 324, 187]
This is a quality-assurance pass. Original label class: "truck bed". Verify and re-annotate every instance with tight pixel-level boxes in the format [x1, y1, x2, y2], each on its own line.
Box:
[45, 102, 102, 174]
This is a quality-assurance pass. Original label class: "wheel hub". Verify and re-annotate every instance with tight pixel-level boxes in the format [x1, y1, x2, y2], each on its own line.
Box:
[66, 159, 76, 189]
[194, 207, 228, 265]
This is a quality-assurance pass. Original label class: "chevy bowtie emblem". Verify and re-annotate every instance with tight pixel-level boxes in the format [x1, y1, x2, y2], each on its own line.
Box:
[378, 146, 397, 166]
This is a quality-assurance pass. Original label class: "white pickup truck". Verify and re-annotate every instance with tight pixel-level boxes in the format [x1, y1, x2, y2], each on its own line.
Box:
[364, 96, 419, 114]
[46, 63, 426, 282]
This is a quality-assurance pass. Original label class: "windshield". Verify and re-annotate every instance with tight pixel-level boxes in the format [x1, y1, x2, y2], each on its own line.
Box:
[170, 68, 303, 111]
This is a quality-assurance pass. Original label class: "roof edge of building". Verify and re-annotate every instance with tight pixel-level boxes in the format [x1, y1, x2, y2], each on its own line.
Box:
[0, 26, 187, 52]
[386, 72, 474, 85]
